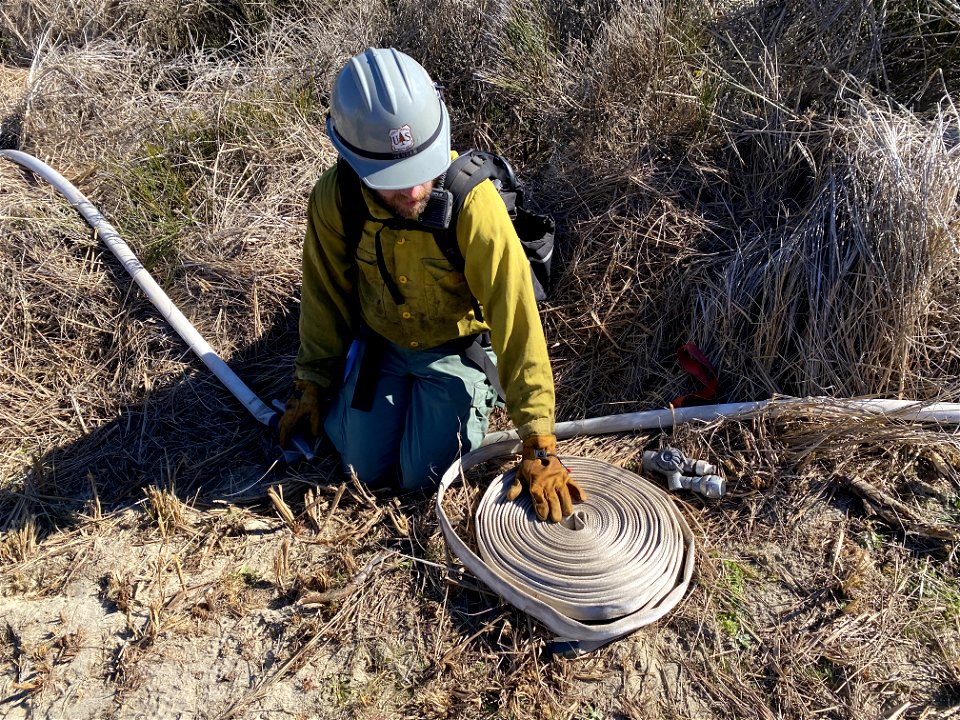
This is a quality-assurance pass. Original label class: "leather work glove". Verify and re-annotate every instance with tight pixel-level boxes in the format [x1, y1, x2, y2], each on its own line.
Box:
[506, 434, 587, 522]
[278, 379, 326, 448]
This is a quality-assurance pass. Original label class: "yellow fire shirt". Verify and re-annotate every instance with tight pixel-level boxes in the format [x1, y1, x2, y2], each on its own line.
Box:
[294, 159, 555, 439]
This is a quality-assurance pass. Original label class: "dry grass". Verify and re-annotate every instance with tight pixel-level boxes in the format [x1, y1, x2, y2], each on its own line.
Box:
[2, 0, 960, 718]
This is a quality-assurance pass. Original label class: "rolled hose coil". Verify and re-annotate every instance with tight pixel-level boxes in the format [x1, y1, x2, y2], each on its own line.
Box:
[439, 398, 960, 650]
[436, 441, 694, 651]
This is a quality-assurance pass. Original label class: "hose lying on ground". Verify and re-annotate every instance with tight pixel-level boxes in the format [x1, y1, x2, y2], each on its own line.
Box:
[438, 397, 960, 652]
[7, 149, 960, 652]
[0, 148, 315, 461]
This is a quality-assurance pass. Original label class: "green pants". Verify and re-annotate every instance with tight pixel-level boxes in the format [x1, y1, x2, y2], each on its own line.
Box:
[324, 337, 499, 489]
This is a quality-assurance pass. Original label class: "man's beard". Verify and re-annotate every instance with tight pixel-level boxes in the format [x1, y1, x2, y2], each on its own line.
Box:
[382, 193, 430, 220]
[374, 180, 435, 220]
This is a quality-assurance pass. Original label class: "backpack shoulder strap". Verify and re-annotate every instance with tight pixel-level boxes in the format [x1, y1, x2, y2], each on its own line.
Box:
[432, 150, 499, 273]
[336, 157, 367, 258]
[446, 150, 498, 217]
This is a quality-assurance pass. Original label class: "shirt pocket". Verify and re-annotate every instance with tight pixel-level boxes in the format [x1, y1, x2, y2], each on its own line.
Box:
[420, 257, 471, 308]
[354, 244, 388, 320]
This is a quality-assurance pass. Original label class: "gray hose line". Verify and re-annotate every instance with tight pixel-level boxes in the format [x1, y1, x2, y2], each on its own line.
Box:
[2, 149, 278, 427]
[481, 396, 960, 446]
[0, 149, 330, 461]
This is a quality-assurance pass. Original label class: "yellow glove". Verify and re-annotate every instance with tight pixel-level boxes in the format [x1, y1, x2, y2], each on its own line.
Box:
[506, 434, 587, 522]
[278, 379, 325, 447]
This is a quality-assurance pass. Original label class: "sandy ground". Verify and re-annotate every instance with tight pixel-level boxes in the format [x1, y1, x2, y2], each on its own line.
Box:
[2, 432, 959, 720]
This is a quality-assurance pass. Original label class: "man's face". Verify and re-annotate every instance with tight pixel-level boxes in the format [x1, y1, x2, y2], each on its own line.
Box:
[376, 179, 434, 220]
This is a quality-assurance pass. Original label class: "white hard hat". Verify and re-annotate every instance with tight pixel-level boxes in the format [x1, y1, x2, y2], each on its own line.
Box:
[327, 48, 451, 190]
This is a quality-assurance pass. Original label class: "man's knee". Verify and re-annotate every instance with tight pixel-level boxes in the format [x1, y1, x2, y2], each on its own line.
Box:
[337, 445, 398, 487]
[397, 428, 470, 490]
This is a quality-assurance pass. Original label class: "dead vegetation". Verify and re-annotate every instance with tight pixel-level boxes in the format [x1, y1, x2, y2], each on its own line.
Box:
[2, 0, 960, 718]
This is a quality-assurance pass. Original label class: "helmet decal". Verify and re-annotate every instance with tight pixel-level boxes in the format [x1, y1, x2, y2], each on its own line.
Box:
[389, 125, 414, 153]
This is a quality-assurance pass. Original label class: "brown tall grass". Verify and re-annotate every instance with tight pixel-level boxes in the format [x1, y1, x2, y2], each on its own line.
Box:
[2, 1, 960, 718]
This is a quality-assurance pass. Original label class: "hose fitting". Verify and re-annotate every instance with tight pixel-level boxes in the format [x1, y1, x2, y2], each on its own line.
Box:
[642, 447, 726, 499]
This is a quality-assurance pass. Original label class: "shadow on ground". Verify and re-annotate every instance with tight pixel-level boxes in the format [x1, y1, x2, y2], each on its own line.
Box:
[1, 306, 344, 539]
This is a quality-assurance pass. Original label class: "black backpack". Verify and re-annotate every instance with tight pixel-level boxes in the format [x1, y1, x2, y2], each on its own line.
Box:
[336, 149, 556, 319]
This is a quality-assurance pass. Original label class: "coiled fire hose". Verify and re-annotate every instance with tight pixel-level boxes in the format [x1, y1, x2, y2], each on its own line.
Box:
[8, 149, 960, 653]
[440, 399, 960, 652]
[476, 458, 691, 623]
[437, 441, 696, 654]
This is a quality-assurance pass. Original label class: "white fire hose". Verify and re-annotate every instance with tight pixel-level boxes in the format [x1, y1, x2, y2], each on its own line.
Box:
[8, 149, 960, 654]
[439, 399, 960, 653]
[1, 149, 314, 462]
[437, 450, 695, 654]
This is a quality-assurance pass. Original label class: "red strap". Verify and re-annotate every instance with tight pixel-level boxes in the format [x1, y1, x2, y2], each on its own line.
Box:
[672, 342, 718, 407]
